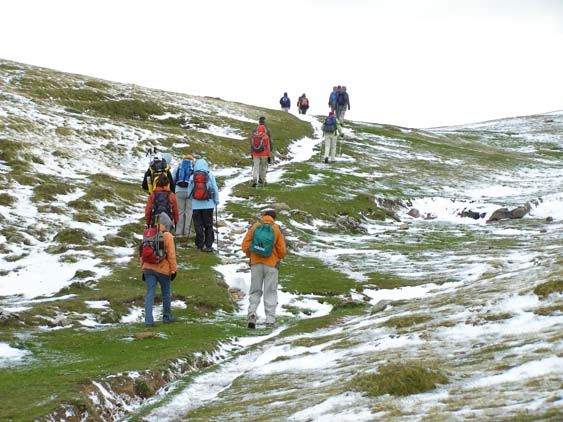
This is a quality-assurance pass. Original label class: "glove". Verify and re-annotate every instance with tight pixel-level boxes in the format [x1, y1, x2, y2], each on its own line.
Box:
[267, 157, 271, 164]
[142, 273, 146, 282]
[171, 272, 177, 281]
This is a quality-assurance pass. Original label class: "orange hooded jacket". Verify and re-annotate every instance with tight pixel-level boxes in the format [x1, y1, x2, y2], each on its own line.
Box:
[242, 215, 286, 267]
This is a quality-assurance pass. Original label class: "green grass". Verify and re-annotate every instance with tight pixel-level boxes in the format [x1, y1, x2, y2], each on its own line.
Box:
[350, 360, 448, 397]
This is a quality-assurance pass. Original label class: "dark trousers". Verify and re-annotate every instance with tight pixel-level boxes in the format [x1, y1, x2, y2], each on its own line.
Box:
[192, 208, 214, 249]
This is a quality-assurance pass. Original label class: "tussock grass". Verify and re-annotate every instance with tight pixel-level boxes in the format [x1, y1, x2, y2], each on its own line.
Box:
[534, 279, 563, 299]
[350, 361, 448, 397]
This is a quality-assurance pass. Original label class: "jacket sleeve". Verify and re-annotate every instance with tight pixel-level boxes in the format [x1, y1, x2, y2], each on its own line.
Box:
[142, 169, 150, 192]
[145, 194, 154, 224]
[167, 169, 176, 193]
[164, 232, 177, 273]
[267, 127, 273, 151]
[211, 174, 219, 205]
[241, 224, 256, 256]
[170, 192, 180, 224]
[274, 225, 287, 260]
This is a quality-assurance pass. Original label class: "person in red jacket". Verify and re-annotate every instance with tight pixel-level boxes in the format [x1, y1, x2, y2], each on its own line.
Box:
[145, 175, 179, 227]
[241, 209, 286, 328]
[250, 124, 271, 188]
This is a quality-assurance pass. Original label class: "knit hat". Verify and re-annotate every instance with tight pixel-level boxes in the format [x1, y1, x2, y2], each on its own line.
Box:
[264, 209, 277, 220]
[329, 111, 335, 116]
[259, 116, 266, 124]
[159, 212, 172, 232]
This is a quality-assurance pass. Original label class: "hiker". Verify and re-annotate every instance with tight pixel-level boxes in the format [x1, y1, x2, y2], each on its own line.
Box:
[250, 124, 272, 187]
[145, 175, 179, 228]
[279, 92, 291, 112]
[242, 209, 286, 329]
[322, 111, 343, 163]
[187, 158, 219, 252]
[141, 212, 177, 327]
[297, 93, 309, 115]
[172, 154, 195, 237]
[256, 116, 273, 151]
[142, 154, 175, 194]
[328, 86, 338, 112]
[335, 86, 350, 123]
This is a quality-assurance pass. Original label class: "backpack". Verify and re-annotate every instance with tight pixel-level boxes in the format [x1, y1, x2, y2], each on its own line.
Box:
[140, 225, 166, 264]
[280, 96, 289, 107]
[329, 91, 337, 103]
[148, 159, 168, 192]
[191, 170, 212, 200]
[336, 92, 347, 106]
[176, 159, 192, 188]
[251, 126, 268, 153]
[150, 191, 172, 224]
[300, 97, 309, 108]
[250, 222, 275, 257]
[323, 115, 337, 133]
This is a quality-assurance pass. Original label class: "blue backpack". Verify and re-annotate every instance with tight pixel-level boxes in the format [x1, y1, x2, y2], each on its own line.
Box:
[176, 159, 192, 188]
[323, 115, 337, 133]
[250, 222, 275, 257]
[337, 92, 347, 106]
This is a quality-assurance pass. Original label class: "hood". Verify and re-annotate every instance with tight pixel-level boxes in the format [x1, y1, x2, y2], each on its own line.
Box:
[193, 159, 209, 172]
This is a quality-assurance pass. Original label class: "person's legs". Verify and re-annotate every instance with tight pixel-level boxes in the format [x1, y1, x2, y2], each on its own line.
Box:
[324, 135, 332, 160]
[202, 208, 215, 249]
[176, 190, 189, 235]
[330, 136, 337, 161]
[252, 156, 260, 186]
[156, 272, 174, 322]
[192, 209, 204, 249]
[262, 266, 279, 324]
[258, 157, 268, 184]
[248, 264, 265, 319]
[144, 270, 158, 326]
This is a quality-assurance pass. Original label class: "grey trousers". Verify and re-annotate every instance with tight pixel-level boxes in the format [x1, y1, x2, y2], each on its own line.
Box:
[248, 263, 278, 324]
[176, 190, 193, 235]
[252, 156, 268, 184]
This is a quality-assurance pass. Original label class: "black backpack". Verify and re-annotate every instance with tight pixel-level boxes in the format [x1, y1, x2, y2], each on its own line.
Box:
[150, 191, 172, 224]
[336, 92, 347, 106]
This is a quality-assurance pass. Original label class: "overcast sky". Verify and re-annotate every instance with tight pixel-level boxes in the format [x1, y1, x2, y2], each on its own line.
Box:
[2, 0, 563, 128]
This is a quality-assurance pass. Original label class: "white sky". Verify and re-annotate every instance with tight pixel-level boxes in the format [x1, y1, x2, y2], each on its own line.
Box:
[2, 0, 563, 127]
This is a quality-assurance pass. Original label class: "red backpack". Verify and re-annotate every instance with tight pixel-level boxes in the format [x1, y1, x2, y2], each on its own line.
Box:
[190, 170, 212, 200]
[251, 125, 268, 153]
[140, 226, 166, 264]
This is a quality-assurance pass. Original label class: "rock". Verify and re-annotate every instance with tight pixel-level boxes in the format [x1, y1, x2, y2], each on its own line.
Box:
[372, 299, 393, 313]
[459, 209, 486, 220]
[487, 203, 531, 223]
[335, 215, 368, 233]
[486, 207, 510, 223]
[399, 223, 409, 230]
[423, 213, 437, 220]
[407, 208, 420, 218]
[546, 216, 554, 223]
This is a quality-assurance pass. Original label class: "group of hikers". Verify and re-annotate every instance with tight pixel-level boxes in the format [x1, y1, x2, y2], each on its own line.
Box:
[279, 86, 350, 163]
[139, 117, 286, 328]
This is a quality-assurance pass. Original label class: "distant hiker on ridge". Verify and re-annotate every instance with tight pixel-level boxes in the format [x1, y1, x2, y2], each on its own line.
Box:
[187, 158, 219, 252]
[328, 86, 338, 112]
[322, 111, 343, 163]
[279, 92, 291, 112]
[172, 154, 195, 238]
[297, 93, 309, 115]
[242, 209, 286, 329]
[335, 86, 350, 123]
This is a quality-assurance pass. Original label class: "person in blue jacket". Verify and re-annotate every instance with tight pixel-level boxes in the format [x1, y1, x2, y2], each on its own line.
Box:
[187, 159, 220, 252]
[279, 92, 291, 112]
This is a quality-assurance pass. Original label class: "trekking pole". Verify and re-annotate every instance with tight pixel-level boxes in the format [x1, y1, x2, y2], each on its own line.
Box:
[215, 206, 219, 252]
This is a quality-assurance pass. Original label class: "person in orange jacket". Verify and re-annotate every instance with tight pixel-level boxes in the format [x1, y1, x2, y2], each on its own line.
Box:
[141, 212, 178, 327]
[250, 124, 272, 187]
[145, 175, 180, 227]
[241, 209, 286, 328]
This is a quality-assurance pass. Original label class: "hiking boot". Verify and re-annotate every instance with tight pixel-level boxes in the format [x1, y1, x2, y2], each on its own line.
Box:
[251, 182, 257, 188]
[265, 322, 276, 329]
[324, 157, 329, 164]
[247, 313, 257, 329]
[145, 322, 155, 327]
[163, 317, 176, 324]
[202, 246, 214, 253]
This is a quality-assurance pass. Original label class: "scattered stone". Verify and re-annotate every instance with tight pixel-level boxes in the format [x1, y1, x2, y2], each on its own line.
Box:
[407, 208, 420, 218]
[545, 216, 554, 223]
[335, 215, 368, 233]
[459, 209, 486, 220]
[399, 223, 409, 230]
[372, 299, 393, 313]
[487, 203, 531, 223]
[423, 213, 437, 220]
[228, 288, 245, 302]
